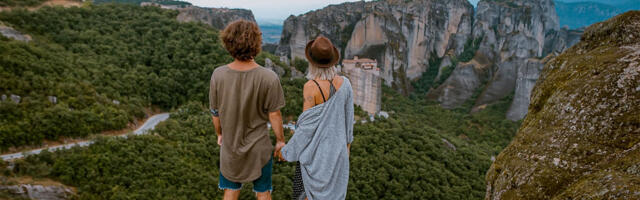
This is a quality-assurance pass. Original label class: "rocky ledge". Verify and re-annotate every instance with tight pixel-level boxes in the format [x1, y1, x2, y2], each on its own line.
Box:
[485, 11, 640, 200]
[176, 6, 255, 30]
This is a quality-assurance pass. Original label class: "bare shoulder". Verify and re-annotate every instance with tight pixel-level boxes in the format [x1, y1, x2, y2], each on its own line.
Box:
[303, 80, 317, 91]
[334, 75, 345, 88]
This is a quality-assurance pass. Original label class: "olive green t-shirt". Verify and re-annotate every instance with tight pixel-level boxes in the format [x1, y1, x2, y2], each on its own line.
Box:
[209, 65, 285, 183]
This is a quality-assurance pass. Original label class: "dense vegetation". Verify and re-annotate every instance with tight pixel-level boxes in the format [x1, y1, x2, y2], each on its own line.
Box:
[0, 0, 47, 7]
[292, 57, 309, 74]
[8, 86, 519, 199]
[0, 4, 296, 150]
[93, 0, 191, 6]
[1, 3, 521, 200]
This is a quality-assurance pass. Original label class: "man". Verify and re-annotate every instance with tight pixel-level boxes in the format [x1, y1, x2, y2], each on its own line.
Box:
[209, 20, 286, 200]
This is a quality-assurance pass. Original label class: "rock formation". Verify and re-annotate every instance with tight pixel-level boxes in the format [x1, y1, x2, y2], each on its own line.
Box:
[277, 0, 584, 120]
[429, 0, 583, 120]
[485, 11, 640, 199]
[176, 6, 256, 30]
[264, 58, 285, 77]
[276, 0, 474, 93]
[138, 1, 256, 30]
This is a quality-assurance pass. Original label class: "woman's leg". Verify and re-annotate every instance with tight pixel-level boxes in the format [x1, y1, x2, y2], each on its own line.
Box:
[256, 191, 272, 200]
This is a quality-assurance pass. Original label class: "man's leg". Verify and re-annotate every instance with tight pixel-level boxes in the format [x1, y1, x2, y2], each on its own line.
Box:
[253, 157, 273, 200]
[223, 189, 241, 200]
[256, 191, 272, 200]
[219, 171, 242, 200]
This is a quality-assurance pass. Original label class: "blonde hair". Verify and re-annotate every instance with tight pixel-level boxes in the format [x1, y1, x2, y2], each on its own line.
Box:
[306, 65, 338, 80]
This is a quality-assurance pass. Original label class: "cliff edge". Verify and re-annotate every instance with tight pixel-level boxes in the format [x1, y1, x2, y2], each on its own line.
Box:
[485, 11, 640, 200]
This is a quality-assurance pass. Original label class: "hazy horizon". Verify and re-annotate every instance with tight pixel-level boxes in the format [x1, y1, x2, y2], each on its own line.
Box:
[185, 0, 630, 24]
[187, 0, 482, 24]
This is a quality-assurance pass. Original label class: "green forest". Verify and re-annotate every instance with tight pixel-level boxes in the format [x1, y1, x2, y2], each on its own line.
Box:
[0, 3, 520, 200]
[6, 88, 519, 199]
[93, 0, 191, 6]
[0, 4, 301, 150]
[0, 0, 47, 7]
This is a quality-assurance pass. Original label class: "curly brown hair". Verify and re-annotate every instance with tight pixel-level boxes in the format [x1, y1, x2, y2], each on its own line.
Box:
[220, 20, 262, 61]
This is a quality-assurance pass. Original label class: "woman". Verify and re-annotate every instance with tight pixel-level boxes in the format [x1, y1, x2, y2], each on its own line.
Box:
[281, 36, 355, 200]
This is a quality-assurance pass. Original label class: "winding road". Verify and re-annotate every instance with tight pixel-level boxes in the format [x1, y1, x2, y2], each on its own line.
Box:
[1, 113, 170, 161]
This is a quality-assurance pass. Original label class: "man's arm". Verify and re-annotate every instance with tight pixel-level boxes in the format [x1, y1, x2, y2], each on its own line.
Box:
[212, 115, 222, 146]
[269, 110, 286, 161]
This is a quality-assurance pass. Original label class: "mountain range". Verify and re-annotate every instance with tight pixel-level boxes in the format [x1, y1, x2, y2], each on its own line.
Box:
[555, 0, 640, 29]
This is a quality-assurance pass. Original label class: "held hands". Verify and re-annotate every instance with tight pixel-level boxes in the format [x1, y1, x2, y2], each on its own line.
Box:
[274, 141, 286, 162]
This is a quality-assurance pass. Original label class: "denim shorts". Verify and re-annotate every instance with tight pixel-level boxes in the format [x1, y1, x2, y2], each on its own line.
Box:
[219, 157, 273, 193]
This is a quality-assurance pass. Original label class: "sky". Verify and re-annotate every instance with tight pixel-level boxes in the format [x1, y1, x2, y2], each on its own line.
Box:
[187, 0, 481, 23]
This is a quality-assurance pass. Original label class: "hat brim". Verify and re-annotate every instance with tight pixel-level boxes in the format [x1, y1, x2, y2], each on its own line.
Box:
[305, 39, 340, 68]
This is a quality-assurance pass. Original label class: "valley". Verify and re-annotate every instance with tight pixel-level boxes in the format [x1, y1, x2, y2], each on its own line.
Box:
[0, 0, 638, 199]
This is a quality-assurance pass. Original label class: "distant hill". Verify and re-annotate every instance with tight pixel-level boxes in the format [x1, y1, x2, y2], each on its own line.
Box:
[555, 0, 640, 29]
[555, 1, 623, 29]
[259, 24, 282, 44]
[257, 19, 283, 44]
[617, 0, 640, 11]
[93, 0, 191, 6]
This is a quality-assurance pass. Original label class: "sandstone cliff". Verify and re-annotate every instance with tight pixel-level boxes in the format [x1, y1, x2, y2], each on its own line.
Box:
[276, 0, 474, 93]
[176, 6, 255, 30]
[485, 11, 640, 199]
